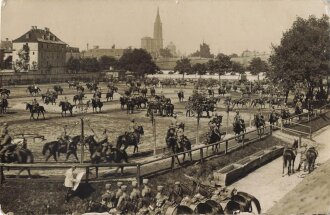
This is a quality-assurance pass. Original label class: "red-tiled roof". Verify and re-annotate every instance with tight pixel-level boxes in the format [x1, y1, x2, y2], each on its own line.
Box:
[13, 28, 66, 45]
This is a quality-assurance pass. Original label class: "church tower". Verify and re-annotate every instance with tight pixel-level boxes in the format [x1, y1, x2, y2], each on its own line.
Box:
[153, 8, 163, 53]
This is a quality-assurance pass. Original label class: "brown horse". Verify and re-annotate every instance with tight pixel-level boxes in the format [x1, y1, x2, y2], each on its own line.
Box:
[282, 140, 298, 176]
[306, 147, 318, 173]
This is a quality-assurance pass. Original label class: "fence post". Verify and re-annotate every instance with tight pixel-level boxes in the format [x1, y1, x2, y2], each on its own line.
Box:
[225, 140, 228, 154]
[280, 119, 283, 131]
[299, 135, 302, 148]
[270, 125, 273, 136]
[136, 164, 141, 189]
[0, 165, 4, 184]
[85, 167, 89, 183]
[200, 148, 204, 163]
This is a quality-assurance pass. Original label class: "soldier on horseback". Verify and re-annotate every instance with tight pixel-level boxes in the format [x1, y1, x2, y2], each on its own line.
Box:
[234, 110, 242, 126]
[32, 98, 39, 111]
[0, 123, 14, 158]
[128, 119, 139, 142]
[57, 125, 69, 146]
[99, 129, 112, 156]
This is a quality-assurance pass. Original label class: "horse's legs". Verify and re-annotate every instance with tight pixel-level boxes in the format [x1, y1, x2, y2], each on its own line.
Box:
[73, 152, 79, 161]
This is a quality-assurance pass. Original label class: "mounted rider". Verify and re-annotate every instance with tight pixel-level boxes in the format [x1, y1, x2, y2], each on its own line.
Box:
[128, 119, 140, 142]
[57, 125, 69, 146]
[234, 110, 242, 125]
[0, 123, 14, 158]
[32, 98, 39, 111]
[209, 112, 222, 129]
[98, 129, 112, 156]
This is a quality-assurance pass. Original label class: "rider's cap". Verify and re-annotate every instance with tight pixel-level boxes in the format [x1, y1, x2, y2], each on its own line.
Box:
[117, 181, 123, 186]
[105, 183, 111, 189]
[121, 185, 127, 191]
[157, 186, 164, 191]
[142, 179, 149, 184]
[175, 181, 180, 185]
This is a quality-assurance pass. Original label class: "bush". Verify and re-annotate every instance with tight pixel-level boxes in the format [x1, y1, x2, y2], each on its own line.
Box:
[168, 71, 174, 75]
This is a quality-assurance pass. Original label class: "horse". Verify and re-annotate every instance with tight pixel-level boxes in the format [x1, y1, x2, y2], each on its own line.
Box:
[0, 147, 34, 178]
[269, 112, 280, 125]
[306, 147, 318, 173]
[166, 136, 192, 164]
[206, 129, 226, 152]
[232, 98, 249, 108]
[42, 94, 57, 105]
[0, 88, 10, 97]
[42, 136, 80, 162]
[224, 191, 261, 215]
[53, 85, 63, 94]
[73, 93, 85, 105]
[59, 101, 75, 117]
[254, 115, 265, 135]
[282, 140, 298, 176]
[106, 90, 114, 101]
[218, 88, 226, 96]
[25, 103, 46, 120]
[26, 86, 41, 96]
[76, 85, 84, 92]
[90, 98, 103, 113]
[0, 98, 8, 114]
[162, 103, 174, 117]
[126, 99, 135, 114]
[251, 98, 265, 109]
[86, 135, 129, 176]
[68, 81, 79, 88]
[233, 120, 246, 141]
[116, 126, 144, 153]
[178, 91, 184, 102]
[140, 88, 148, 97]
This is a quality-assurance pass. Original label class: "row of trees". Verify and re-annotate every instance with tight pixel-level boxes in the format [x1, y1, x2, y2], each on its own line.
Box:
[174, 54, 268, 80]
[67, 48, 159, 77]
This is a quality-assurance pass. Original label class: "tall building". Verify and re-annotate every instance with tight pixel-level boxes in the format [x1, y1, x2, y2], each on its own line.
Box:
[141, 8, 164, 57]
[12, 26, 67, 74]
[153, 8, 163, 52]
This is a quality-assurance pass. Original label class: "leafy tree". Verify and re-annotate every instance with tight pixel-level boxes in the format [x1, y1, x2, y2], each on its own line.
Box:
[229, 53, 239, 58]
[80, 57, 100, 73]
[248, 57, 269, 80]
[98, 55, 118, 70]
[231, 61, 245, 74]
[192, 63, 207, 77]
[159, 48, 173, 58]
[207, 53, 232, 81]
[174, 58, 192, 79]
[118, 48, 159, 77]
[66, 57, 81, 73]
[190, 42, 214, 58]
[269, 15, 330, 101]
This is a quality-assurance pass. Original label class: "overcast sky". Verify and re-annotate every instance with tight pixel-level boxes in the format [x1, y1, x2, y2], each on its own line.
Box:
[0, 0, 326, 55]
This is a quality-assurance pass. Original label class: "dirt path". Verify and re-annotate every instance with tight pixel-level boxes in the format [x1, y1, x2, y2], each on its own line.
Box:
[228, 125, 330, 214]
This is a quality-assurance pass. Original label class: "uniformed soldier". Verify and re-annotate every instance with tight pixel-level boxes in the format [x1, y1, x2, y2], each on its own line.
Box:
[58, 125, 69, 145]
[98, 129, 111, 156]
[170, 181, 184, 204]
[32, 98, 39, 110]
[176, 127, 184, 138]
[141, 179, 151, 197]
[297, 143, 308, 171]
[155, 185, 168, 210]
[234, 110, 241, 125]
[116, 185, 129, 212]
[101, 183, 115, 209]
[0, 123, 13, 156]
[130, 180, 141, 210]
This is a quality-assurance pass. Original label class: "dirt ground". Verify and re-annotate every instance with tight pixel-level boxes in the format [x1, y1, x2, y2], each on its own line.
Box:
[1, 82, 271, 162]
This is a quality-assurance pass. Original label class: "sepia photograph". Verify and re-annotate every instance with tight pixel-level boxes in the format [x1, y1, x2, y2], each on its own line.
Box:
[0, 0, 329, 214]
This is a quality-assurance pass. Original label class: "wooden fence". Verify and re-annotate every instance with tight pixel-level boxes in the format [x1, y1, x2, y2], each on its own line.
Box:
[0, 125, 272, 185]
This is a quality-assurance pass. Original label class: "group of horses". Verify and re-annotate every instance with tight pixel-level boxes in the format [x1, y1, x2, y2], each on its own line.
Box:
[282, 140, 318, 176]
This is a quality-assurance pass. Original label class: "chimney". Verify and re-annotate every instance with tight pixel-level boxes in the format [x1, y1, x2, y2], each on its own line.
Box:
[6, 38, 8, 41]
[87, 43, 89, 50]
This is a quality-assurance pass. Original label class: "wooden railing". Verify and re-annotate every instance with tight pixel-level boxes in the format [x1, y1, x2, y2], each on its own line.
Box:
[0, 125, 272, 185]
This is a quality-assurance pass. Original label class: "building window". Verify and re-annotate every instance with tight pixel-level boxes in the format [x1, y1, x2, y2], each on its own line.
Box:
[32, 52, 35, 55]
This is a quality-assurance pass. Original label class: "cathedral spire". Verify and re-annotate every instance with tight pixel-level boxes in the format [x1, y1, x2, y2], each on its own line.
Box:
[155, 7, 161, 24]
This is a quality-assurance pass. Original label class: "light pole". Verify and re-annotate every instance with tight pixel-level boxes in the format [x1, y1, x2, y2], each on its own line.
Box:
[76, 101, 89, 164]
[226, 104, 230, 134]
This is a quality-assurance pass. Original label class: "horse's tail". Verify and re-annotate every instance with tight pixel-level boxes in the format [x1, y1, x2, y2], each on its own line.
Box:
[42, 143, 49, 155]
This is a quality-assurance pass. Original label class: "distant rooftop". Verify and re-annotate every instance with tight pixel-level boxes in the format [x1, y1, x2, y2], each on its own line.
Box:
[13, 26, 66, 45]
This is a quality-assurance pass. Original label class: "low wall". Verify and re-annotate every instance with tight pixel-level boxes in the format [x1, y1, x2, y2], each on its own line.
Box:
[213, 145, 284, 186]
[0, 71, 105, 85]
